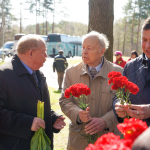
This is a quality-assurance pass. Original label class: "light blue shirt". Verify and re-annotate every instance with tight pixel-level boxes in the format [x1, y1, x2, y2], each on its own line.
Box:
[21, 61, 33, 75]
[89, 57, 104, 72]
[21, 61, 39, 83]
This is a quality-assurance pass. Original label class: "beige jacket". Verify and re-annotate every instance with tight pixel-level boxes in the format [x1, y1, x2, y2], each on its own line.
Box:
[59, 57, 123, 150]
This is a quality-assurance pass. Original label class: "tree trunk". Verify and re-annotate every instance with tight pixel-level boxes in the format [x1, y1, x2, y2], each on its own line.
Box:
[123, 19, 127, 55]
[117, 37, 120, 50]
[88, 0, 114, 62]
[136, 17, 141, 53]
[131, 8, 135, 50]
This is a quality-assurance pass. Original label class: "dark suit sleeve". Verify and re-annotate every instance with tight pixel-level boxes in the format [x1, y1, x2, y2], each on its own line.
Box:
[0, 78, 34, 139]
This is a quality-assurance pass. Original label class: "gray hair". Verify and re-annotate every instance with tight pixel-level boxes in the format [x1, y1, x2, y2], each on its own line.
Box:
[82, 31, 109, 50]
[17, 34, 45, 54]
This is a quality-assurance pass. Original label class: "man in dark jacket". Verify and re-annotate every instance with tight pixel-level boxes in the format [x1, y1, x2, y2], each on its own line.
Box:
[0, 34, 65, 150]
[114, 17, 150, 126]
[53, 50, 68, 90]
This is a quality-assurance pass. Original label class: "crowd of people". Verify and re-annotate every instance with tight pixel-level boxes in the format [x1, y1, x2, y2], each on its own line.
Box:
[0, 17, 150, 150]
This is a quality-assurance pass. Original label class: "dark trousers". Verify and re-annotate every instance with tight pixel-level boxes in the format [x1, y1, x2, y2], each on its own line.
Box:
[57, 71, 64, 89]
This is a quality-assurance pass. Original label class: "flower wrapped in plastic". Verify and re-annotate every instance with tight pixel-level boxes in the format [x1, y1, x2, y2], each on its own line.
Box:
[30, 100, 51, 150]
[65, 83, 98, 144]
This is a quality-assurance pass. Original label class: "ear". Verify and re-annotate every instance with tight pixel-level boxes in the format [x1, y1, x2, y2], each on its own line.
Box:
[29, 50, 33, 57]
[100, 48, 105, 56]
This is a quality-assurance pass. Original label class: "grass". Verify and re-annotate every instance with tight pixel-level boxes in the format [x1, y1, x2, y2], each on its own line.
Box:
[0, 61, 5, 65]
[49, 87, 69, 150]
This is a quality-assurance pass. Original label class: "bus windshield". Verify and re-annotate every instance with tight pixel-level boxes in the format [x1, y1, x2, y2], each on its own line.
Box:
[47, 34, 61, 42]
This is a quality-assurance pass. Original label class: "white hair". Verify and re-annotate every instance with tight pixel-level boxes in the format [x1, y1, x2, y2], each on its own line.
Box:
[82, 31, 109, 50]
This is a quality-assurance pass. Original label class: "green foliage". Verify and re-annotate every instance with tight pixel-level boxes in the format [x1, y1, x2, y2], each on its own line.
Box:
[114, 0, 150, 56]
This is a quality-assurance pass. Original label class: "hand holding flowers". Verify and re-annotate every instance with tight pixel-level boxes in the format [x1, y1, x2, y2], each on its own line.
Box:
[79, 107, 91, 123]
[108, 71, 139, 118]
[64, 83, 98, 144]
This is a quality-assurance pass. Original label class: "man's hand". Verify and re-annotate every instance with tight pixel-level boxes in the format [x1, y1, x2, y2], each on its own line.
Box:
[84, 118, 107, 135]
[31, 117, 45, 131]
[115, 103, 128, 118]
[127, 104, 150, 120]
[53, 116, 66, 130]
[79, 107, 91, 123]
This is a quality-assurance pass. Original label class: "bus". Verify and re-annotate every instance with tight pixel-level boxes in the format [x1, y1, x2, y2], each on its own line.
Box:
[13, 33, 25, 54]
[46, 33, 82, 57]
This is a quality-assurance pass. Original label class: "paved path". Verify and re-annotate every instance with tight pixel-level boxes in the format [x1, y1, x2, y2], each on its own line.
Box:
[40, 57, 58, 89]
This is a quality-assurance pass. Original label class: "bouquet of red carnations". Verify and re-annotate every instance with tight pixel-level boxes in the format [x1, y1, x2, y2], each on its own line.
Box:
[85, 118, 148, 150]
[65, 83, 91, 110]
[108, 71, 139, 105]
[65, 83, 98, 144]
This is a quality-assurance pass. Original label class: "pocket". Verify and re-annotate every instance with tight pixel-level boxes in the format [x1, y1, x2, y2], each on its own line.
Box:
[69, 122, 84, 133]
[101, 87, 116, 110]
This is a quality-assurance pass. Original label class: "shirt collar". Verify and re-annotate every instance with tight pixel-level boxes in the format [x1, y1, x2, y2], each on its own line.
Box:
[21, 61, 33, 75]
[89, 57, 104, 72]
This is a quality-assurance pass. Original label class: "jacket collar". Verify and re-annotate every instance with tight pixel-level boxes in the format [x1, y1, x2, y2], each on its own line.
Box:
[80, 56, 108, 79]
[141, 53, 150, 67]
[12, 54, 46, 92]
[12, 54, 30, 76]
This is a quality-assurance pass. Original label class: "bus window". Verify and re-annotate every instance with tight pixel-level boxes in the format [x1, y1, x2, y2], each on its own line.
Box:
[47, 34, 61, 42]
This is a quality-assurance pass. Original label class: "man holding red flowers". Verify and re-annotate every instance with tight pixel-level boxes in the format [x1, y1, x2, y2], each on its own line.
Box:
[59, 31, 123, 150]
[114, 17, 150, 127]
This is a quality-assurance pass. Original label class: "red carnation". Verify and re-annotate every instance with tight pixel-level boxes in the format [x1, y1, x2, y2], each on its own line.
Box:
[108, 71, 139, 105]
[64, 88, 71, 98]
[117, 118, 148, 143]
[85, 133, 132, 150]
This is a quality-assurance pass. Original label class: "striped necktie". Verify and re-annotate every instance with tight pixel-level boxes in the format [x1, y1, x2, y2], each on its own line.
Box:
[90, 67, 97, 79]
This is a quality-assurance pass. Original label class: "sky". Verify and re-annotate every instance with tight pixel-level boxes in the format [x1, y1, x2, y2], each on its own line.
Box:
[11, 0, 129, 27]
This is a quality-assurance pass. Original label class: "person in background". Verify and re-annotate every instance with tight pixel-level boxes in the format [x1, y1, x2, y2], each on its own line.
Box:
[114, 17, 150, 126]
[59, 31, 123, 150]
[128, 50, 138, 62]
[0, 34, 66, 150]
[114, 51, 126, 68]
[53, 49, 68, 90]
